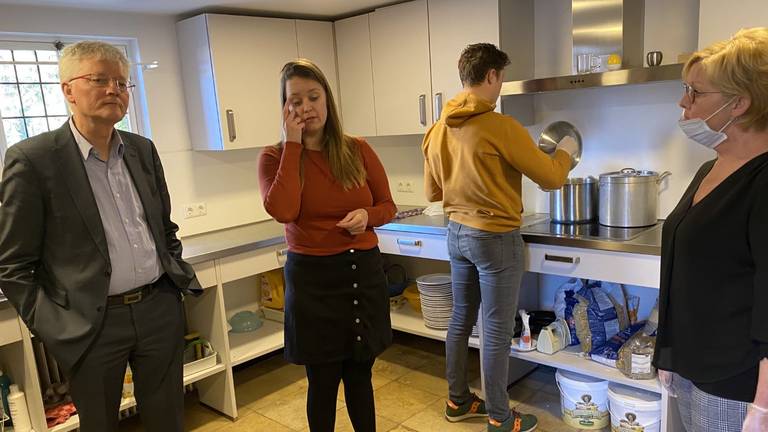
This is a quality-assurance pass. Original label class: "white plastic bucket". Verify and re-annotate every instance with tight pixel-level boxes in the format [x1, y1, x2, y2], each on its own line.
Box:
[608, 383, 662, 432]
[555, 369, 610, 429]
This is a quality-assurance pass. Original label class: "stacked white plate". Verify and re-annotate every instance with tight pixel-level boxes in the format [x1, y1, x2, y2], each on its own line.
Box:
[416, 273, 453, 330]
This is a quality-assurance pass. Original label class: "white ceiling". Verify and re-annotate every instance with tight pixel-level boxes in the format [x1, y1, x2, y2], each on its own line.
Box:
[0, 0, 403, 19]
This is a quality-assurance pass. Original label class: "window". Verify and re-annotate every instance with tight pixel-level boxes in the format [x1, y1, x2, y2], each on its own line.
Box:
[0, 40, 139, 154]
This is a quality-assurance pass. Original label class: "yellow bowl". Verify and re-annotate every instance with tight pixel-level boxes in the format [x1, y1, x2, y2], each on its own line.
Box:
[402, 283, 421, 312]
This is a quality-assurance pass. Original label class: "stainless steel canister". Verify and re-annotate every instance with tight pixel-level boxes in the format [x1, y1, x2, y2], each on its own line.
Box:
[549, 176, 598, 224]
[599, 168, 671, 227]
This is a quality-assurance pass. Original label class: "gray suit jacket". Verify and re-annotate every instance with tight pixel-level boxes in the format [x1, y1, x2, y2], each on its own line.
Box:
[0, 123, 202, 371]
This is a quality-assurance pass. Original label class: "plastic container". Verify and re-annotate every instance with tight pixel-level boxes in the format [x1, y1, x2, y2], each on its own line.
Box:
[608, 383, 662, 432]
[7, 384, 32, 432]
[555, 369, 610, 429]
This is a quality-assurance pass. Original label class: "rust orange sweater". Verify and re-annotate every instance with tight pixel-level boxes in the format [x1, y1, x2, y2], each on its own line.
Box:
[423, 91, 571, 232]
[258, 139, 396, 255]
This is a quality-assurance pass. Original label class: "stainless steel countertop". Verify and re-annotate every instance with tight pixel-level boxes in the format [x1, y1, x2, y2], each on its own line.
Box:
[181, 219, 285, 264]
[377, 213, 662, 256]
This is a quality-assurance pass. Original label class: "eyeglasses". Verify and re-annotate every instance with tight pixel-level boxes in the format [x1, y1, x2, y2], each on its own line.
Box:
[682, 82, 721, 104]
[67, 74, 135, 93]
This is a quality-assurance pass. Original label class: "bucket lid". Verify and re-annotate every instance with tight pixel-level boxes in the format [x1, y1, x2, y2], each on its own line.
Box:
[415, 273, 451, 286]
[599, 168, 660, 184]
[608, 383, 661, 407]
[556, 369, 609, 386]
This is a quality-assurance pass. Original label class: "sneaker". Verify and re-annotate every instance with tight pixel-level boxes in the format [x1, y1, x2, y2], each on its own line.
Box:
[445, 393, 488, 422]
[487, 410, 538, 432]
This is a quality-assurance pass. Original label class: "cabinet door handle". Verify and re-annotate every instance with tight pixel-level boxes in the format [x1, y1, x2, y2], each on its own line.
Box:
[397, 239, 422, 247]
[418, 94, 427, 126]
[544, 254, 580, 264]
[433, 92, 443, 122]
[226, 109, 236, 142]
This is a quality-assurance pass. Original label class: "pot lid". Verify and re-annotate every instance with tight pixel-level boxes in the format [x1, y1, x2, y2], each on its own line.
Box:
[599, 168, 662, 183]
[537, 121, 582, 170]
[564, 176, 598, 184]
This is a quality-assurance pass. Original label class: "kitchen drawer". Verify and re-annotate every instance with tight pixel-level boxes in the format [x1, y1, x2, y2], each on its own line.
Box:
[218, 244, 287, 283]
[525, 243, 660, 288]
[0, 305, 22, 346]
[377, 230, 449, 261]
[193, 261, 218, 289]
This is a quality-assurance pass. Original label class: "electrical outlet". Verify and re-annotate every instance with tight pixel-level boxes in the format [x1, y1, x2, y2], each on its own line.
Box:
[396, 181, 415, 193]
[184, 202, 207, 219]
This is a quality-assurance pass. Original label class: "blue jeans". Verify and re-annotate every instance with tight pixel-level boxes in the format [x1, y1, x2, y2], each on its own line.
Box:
[445, 221, 524, 422]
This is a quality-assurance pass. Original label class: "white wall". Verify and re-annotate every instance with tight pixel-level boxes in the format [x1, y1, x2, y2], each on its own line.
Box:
[644, 0, 700, 65]
[699, 0, 768, 48]
[0, 4, 270, 237]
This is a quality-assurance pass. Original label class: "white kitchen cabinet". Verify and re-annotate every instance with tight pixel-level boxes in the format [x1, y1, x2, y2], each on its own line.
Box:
[427, 0, 501, 121]
[334, 14, 378, 137]
[177, 14, 298, 151]
[335, 0, 534, 136]
[295, 20, 339, 100]
[370, 0, 433, 136]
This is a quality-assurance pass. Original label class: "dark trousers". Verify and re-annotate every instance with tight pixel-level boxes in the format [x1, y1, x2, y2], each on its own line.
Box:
[68, 281, 185, 432]
[305, 358, 377, 432]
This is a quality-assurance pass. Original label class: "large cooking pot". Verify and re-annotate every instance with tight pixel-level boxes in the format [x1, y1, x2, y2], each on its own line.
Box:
[599, 168, 671, 227]
[549, 176, 598, 224]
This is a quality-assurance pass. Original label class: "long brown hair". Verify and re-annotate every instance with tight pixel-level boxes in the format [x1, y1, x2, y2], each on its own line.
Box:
[279, 59, 366, 190]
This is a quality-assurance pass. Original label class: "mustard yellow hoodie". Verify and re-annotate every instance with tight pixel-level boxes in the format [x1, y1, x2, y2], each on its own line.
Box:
[422, 91, 571, 232]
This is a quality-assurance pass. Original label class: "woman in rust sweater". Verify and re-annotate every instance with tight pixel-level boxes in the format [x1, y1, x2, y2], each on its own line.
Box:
[258, 59, 396, 432]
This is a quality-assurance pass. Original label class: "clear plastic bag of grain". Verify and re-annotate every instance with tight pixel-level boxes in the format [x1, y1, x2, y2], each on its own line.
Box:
[616, 332, 657, 380]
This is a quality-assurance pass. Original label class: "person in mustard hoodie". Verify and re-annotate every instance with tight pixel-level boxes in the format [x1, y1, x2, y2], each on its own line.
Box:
[423, 43, 578, 432]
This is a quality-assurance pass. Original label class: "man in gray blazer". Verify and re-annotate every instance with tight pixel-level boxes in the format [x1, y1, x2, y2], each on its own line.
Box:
[0, 41, 201, 432]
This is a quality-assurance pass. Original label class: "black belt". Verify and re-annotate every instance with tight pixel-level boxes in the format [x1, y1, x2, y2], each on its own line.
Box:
[107, 281, 158, 306]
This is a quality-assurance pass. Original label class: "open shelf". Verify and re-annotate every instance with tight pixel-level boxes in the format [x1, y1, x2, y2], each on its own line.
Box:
[509, 345, 660, 393]
[391, 305, 659, 393]
[183, 362, 226, 386]
[49, 397, 136, 432]
[228, 319, 284, 367]
[389, 306, 479, 348]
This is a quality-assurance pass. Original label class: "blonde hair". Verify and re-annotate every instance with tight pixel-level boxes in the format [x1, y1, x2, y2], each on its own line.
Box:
[59, 41, 130, 82]
[683, 27, 768, 131]
[279, 59, 366, 190]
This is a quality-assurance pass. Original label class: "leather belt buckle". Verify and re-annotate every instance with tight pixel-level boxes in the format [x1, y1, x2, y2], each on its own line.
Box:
[123, 291, 143, 305]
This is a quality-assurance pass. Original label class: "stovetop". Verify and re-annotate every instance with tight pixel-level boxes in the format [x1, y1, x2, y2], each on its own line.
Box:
[521, 219, 663, 242]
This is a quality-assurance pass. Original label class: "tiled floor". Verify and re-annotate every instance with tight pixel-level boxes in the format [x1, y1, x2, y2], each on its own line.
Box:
[121, 333, 588, 431]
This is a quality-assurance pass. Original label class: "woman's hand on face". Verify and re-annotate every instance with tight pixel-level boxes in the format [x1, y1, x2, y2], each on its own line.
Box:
[336, 209, 368, 235]
[282, 99, 304, 144]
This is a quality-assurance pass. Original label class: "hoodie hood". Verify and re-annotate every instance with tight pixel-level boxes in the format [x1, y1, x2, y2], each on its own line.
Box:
[442, 91, 496, 127]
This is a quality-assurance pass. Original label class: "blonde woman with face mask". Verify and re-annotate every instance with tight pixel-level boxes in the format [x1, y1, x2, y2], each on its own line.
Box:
[653, 28, 768, 432]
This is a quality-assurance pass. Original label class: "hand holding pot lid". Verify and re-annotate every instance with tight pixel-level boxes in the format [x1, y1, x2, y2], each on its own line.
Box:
[537, 121, 582, 169]
[556, 136, 579, 157]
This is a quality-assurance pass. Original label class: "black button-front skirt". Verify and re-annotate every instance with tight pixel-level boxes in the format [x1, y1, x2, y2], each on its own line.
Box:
[282, 246, 392, 365]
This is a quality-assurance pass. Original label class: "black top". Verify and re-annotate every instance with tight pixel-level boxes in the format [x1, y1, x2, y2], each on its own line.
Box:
[653, 152, 768, 402]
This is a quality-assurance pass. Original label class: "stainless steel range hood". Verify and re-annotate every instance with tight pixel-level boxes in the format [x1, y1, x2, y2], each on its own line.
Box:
[501, 63, 683, 95]
[501, 0, 683, 96]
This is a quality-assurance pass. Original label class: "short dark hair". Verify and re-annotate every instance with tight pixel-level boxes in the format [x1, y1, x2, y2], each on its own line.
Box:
[458, 43, 510, 86]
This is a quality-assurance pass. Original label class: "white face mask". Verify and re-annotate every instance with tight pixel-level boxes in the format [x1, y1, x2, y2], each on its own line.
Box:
[678, 97, 737, 149]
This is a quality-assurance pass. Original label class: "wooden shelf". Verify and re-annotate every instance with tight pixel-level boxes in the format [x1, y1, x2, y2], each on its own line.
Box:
[228, 319, 284, 367]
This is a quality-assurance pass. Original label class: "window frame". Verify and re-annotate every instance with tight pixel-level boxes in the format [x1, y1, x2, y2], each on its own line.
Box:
[0, 34, 149, 158]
